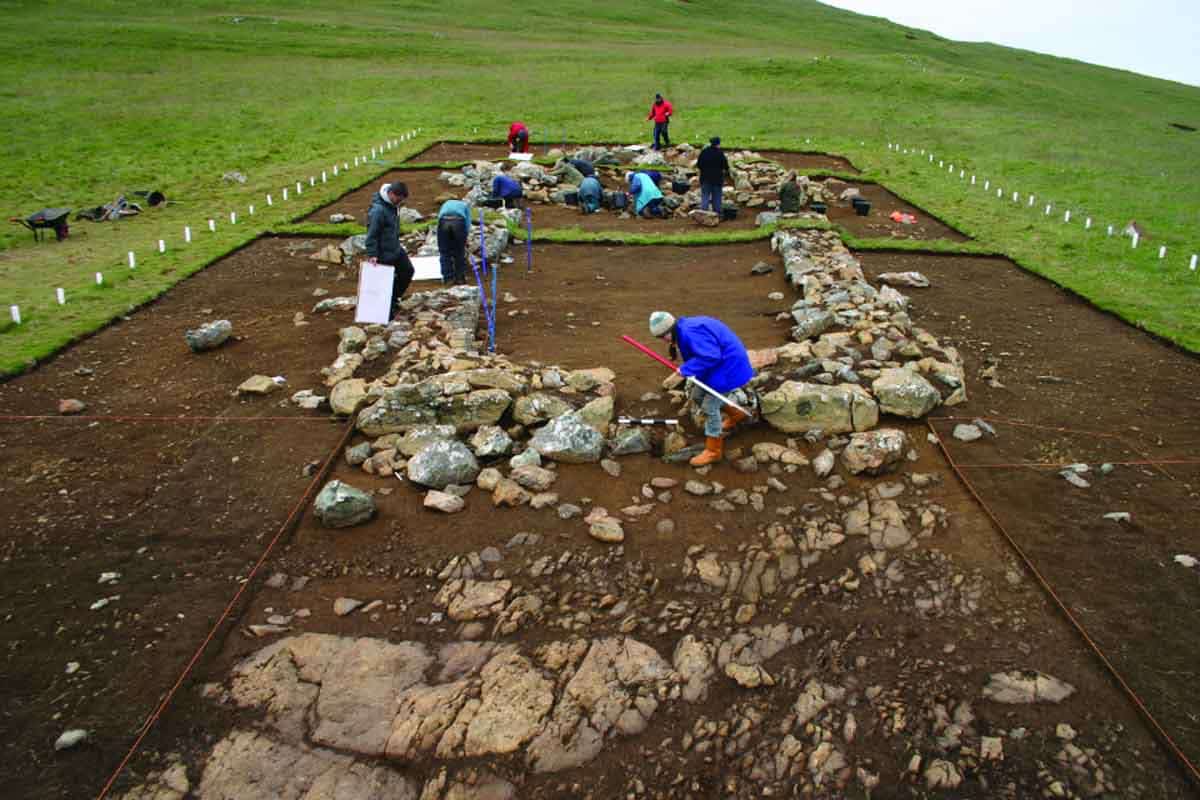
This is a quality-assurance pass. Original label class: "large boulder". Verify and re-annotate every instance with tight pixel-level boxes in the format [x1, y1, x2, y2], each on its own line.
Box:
[395, 425, 458, 457]
[513, 393, 574, 426]
[577, 396, 614, 435]
[530, 413, 604, 463]
[790, 308, 835, 342]
[313, 481, 376, 528]
[470, 425, 513, 459]
[406, 440, 481, 489]
[842, 429, 907, 475]
[566, 368, 615, 392]
[185, 320, 232, 352]
[460, 368, 528, 394]
[872, 368, 941, 418]
[760, 381, 878, 434]
[357, 383, 512, 435]
[609, 427, 652, 456]
[329, 378, 369, 416]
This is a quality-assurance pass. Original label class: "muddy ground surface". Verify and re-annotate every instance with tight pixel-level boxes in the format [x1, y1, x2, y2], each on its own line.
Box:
[302, 168, 450, 224]
[0, 237, 355, 799]
[825, 181, 970, 241]
[408, 142, 515, 163]
[0, 217, 1196, 796]
[746, 150, 860, 175]
[861, 249, 1200, 771]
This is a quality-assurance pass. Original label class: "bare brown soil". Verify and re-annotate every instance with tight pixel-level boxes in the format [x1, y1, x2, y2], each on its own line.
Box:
[824, 180, 971, 241]
[301, 168, 451, 223]
[0, 237, 354, 799]
[748, 150, 861, 174]
[860, 249, 1200, 774]
[0, 231, 1197, 796]
[407, 142, 514, 163]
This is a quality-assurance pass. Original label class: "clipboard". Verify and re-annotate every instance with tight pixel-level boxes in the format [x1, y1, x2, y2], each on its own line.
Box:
[355, 261, 394, 324]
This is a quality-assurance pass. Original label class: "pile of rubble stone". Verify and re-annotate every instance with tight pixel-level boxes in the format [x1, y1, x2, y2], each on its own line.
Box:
[434, 145, 869, 227]
[288, 224, 966, 539]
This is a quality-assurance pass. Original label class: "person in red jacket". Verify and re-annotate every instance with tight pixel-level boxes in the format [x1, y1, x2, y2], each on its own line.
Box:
[647, 94, 673, 150]
[507, 121, 530, 153]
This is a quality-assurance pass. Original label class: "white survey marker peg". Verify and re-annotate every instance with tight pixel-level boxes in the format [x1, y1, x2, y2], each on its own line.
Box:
[208, 219, 216, 232]
[158, 239, 165, 253]
[1085, 217, 1092, 229]
[95, 272, 103, 285]
[283, 188, 289, 200]
[185, 226, 192, 243]
[267, 194, 273, 206]
[128, 252, 136, 268]
[249, 204, 255, 215]
[1064, 210, 1071, 223]
[1159, 245, 1167, 259]
[9, 305, 20, 324]
[230, 212, 237, 224]
[1190, 254, 1197, 271]
[56, 288, 65, 305]
[984, 180, 990, 190]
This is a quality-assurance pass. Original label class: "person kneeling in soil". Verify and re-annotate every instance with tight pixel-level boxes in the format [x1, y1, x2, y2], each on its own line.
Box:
[550, 157, 594, 186]
[436, 198, 472, 285]
[578, 175, 603, 215]
[491, 173, 524, 209]
[649, 311, 754, 466]
[627, 171, 666, 218]
[364, 181, 415, 319]
[507, 121, 530, 153]
[778, 171, 805, 213]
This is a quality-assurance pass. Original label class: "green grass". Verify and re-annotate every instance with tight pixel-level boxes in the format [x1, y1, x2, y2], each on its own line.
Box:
[1, 0, 1198, 374]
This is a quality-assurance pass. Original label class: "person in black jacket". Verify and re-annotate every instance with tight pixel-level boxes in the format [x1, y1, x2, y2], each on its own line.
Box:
[364, 181, 415, 319]
[696, 137, 732, 216]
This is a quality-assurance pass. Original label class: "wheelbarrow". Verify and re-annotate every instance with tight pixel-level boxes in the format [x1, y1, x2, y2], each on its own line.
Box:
[10, 208, 71, 242]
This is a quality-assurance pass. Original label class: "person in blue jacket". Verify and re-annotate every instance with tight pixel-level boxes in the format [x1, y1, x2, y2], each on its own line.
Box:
[627, 171, 665, 218]
[578, 175, 603, 215]
[649, 311, 754, 466]
[491, 173, 524, 208]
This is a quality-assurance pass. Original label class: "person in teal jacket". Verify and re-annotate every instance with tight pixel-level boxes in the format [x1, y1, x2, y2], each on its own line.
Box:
[626, 171, 665, 218]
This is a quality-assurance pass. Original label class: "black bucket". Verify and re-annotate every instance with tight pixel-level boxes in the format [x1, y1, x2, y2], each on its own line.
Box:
[671, 179, 690, 194]
[721, 206, 738, 221]
[564, 191, 579, 206]
[810, 201, 827, 214]
[852, 198, 870, 216]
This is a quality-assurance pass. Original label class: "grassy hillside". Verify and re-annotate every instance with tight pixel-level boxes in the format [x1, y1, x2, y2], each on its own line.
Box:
[0, 0, 1198, 373]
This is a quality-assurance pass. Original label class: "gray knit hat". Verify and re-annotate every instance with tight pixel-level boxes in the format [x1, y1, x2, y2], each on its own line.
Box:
[648, 311, 676, 337]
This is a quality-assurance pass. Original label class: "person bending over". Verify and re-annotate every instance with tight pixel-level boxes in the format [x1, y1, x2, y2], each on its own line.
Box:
[436, 198, 472, 285]
[491, 174, 524, 209]
[507, 121, 530, 153]
[627, 171, 666, 218]
[578, 175, 603, 215]
[649, 310, 753, 466]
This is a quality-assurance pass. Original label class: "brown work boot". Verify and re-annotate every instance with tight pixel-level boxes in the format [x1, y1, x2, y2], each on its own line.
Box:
[689, 436, 724, 467]
[721, 407, 749, 432]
